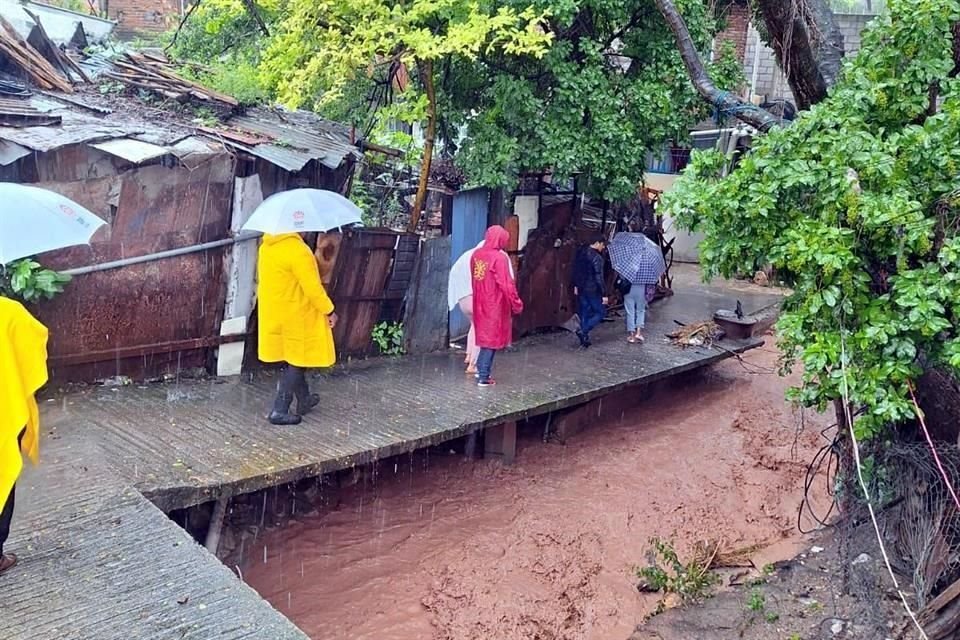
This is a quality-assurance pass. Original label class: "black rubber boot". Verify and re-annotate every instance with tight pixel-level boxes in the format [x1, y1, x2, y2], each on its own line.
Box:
[268, 392, 301, 425]
[296, 392, 320, 416]
[294, 375, 320, 416]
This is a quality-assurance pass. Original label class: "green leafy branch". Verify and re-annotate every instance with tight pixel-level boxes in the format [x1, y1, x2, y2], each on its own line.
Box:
[0, 259, 72, 303]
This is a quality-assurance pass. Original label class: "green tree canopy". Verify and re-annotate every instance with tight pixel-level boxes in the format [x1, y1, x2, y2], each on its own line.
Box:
[258, 0, 553, 228]
[663, 0, 960, 438]
[449, 0, 744, 203]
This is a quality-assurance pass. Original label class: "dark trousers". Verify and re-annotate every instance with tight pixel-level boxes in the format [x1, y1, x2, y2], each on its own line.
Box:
[578, 293, 605, 341]
[272, 364, 308, 414]
[0, 429, 25, 556]
[477, 348, 497, 383]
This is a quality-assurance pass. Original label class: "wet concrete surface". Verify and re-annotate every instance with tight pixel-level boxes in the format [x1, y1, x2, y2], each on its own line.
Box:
[1, 434, 308, 640]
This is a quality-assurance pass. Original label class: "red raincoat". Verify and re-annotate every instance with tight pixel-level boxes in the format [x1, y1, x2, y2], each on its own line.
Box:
[471, 226, 523, 349]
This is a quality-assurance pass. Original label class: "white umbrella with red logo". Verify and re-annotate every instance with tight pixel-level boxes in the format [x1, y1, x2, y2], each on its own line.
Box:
[240, 188, 363, 235]
[0, 182, 107, 265]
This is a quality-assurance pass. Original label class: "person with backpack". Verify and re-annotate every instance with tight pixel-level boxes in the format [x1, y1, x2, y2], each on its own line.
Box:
[571, 233, 608, 348]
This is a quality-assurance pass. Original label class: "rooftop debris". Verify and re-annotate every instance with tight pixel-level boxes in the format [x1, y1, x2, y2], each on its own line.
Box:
[0, 96, 61, 127]
[23, 9, 90, 84]
[104, 52, 239, 110]
[0, 15, 72, 92]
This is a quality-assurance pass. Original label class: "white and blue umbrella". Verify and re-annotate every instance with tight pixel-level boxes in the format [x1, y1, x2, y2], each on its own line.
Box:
[241, 188, 362, 234]
[608, 232, 666, 285]
[0, 183, 107, 265]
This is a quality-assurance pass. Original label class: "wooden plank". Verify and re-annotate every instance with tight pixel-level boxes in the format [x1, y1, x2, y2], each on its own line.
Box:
[403, 235, 451, 354]
[223, 175, 262, 321]
[0, 16, 72, 92]
[329, 229, 401, 355]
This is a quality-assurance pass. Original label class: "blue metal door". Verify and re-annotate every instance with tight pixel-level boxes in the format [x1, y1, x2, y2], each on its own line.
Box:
[449, 187, 489, 338]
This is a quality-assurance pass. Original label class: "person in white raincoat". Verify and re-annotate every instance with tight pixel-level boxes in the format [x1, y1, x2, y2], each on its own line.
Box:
[447, 241, 513, 374]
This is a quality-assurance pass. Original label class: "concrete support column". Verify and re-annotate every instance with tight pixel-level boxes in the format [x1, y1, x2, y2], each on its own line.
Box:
[484, 421, 517, 464]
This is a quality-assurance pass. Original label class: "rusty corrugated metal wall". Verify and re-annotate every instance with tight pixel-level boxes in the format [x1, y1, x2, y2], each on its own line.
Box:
[27, 147, 237, 382]
[327, 229, 415, 357]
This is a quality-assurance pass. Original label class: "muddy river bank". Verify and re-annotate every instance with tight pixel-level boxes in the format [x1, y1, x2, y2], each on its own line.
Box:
[212, 344, 831, 639]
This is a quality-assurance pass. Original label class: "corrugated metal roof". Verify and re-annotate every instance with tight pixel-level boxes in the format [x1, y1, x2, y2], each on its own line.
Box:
[0, 0, 115, 44]
[0, 139, 30, 165]
[0, 97, 61, 126]
[222, 108, 361, 171]
[0, 95, 194, 152]
[0, 89, 358, 173]
[90, 138, 171, 163]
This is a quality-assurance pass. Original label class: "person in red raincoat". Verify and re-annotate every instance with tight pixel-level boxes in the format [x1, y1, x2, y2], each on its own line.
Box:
[470, 225, 524, 386]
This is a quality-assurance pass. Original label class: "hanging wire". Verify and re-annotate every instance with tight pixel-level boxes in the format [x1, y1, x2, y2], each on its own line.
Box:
[798, 423, 842, 534]
[837, 317, 930, 638]
[908, 381, 960, 512]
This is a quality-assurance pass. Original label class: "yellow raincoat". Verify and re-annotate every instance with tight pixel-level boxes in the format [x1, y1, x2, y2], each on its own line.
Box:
[0, 297, 48, 513]
[257, 233, 336, 368]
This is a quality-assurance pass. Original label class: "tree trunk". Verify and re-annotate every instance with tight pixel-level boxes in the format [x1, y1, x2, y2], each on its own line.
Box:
[240, 0, 270, 37]
[653, 0, 783, 132]
[754, 0, 844, 109]
[408, 58, 436, 234]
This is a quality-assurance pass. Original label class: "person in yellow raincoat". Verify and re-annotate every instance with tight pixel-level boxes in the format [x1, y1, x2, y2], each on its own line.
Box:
[0, 296, 49, 575]
[257, 233, 338, 425]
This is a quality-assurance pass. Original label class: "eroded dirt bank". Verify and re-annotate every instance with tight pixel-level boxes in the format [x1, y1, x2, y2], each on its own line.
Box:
[233, 344, 830, 640]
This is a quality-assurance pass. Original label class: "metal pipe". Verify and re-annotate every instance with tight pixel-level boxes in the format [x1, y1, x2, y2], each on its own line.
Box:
[62, 234, 261, 276]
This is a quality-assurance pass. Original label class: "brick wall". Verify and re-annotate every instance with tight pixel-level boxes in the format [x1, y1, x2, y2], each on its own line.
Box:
[742, 13, 876, 105]
[102, 0, 181, 39]
[714, 0, 751, 63]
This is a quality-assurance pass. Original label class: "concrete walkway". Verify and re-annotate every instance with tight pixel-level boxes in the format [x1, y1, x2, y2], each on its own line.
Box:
[2, 435, 308, 640]
[44, 278, 780, 512]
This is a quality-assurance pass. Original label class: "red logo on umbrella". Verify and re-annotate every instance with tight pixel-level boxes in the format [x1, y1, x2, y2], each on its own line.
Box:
[60, 204, 75, 217]
[293, 210, 305, 228]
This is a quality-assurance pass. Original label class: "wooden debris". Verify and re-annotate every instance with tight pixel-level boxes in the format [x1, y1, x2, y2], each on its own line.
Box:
[713, 541, 769, 569]
[196, 125, 272, 146]
[0, 16, 72, 92]
[23, 9, 90, 84]
[667, 320, 724, 348]
[105, 52, 239, 109]
[919, 576, 960, 640]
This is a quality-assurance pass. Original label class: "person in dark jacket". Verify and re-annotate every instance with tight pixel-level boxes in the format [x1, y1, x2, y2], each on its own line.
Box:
[572, 233, 608, 348]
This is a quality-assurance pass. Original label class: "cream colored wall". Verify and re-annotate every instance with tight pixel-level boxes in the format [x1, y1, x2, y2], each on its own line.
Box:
[644, 172, 704, 263]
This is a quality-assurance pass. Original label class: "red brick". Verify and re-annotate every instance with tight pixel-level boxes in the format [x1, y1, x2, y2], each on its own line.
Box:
[102, 0, 181, 38]
[714, 0, 751, 63]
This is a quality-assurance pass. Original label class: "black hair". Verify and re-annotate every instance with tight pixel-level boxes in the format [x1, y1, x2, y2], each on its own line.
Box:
[586, 232, 606, 246]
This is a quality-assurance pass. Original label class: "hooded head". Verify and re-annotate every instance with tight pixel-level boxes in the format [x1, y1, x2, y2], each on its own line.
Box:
[482, 225, 510, 251]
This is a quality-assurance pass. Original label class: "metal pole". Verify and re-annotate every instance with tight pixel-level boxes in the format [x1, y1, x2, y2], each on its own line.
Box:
[205, 495, 230, 554]
[749, 28, 761, 100]
[62, 234, 261, 276]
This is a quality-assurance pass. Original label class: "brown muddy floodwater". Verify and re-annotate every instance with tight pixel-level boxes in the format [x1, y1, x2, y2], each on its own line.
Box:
[236, 345, 831, 640]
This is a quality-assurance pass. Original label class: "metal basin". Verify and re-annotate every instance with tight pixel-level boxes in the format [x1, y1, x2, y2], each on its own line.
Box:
[713, 310, 757, 340]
